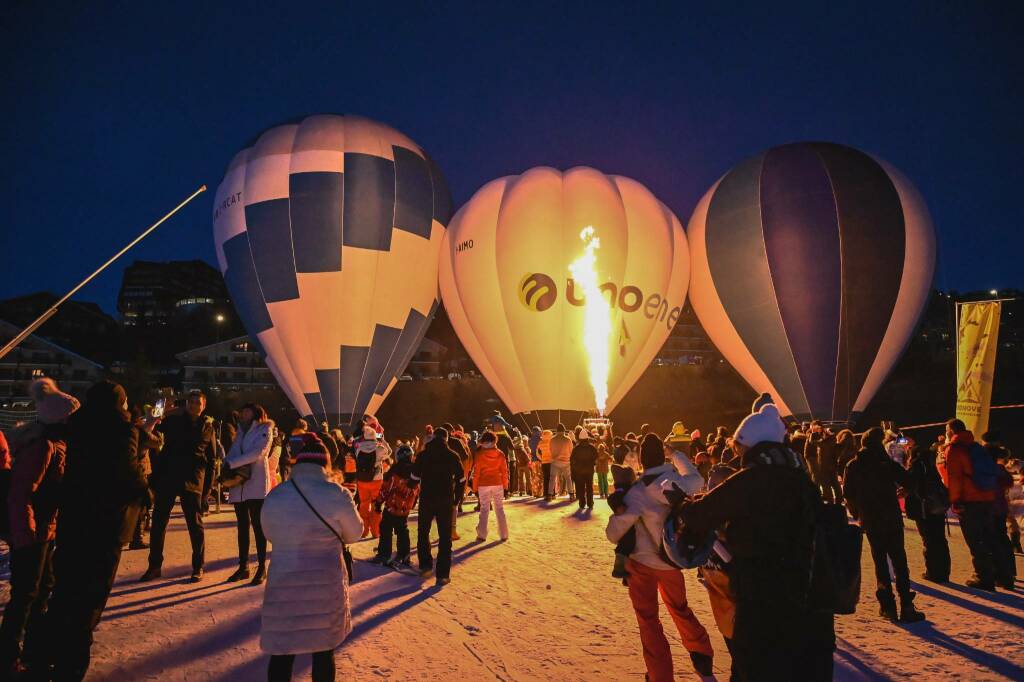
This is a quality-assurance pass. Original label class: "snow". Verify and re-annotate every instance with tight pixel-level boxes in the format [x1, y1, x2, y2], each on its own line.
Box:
[3, 497, 1022, 680]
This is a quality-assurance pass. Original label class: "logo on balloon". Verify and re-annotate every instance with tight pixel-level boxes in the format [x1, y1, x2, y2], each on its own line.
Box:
[519, 272, 682, 330]
[519, 273, 558, 312]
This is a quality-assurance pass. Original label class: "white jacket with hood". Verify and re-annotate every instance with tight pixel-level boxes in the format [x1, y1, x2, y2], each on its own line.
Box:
[606, 450, 704, 570]
[225, 420, 276, 503]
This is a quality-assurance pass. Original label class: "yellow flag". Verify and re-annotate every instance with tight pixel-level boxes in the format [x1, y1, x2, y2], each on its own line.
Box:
[956, 301, 1001, 435]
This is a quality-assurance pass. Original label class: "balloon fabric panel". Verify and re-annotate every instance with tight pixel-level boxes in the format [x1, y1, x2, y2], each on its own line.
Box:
[289, 172, 344, 273]
[705, 154, 811, 418]
[760, 145, 842, 421]
[812, 143, 905, 420]
[343, 154, 396, 251]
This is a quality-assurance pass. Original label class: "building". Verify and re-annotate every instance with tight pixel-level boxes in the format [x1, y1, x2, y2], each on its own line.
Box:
[177, 336, 279, 393]
[118, 259, 231, 328]
[0, 292, 119, 364]
[0, 319, 106, 425]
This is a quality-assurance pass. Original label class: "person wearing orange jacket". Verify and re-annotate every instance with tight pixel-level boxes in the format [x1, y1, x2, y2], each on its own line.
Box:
[473, 431, 509, 542]
[941, 418, 997, 590]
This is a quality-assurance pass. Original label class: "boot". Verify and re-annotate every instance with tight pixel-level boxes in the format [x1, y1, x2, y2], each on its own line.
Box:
[139, 566, 162, 582]
[898, 591, 925, 623]
[876, 587, 898, 621]
[250, 564, 266, 585]
[226, 566, 251, 582]
[689, 651, 713, 676]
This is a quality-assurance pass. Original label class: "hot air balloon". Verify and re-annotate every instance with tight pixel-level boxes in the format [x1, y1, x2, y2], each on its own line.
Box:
[688, 142, 936, 423]
[212, 114, 451, 426]
[438, 166, 689, 417]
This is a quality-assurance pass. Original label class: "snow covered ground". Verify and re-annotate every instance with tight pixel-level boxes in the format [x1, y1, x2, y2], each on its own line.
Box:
[3, 497, 1022, 681]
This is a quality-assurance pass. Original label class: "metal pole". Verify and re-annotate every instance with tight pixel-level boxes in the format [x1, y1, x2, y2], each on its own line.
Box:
[0, 185, 207, 361]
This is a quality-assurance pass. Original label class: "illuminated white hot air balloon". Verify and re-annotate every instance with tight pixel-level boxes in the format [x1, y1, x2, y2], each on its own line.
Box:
[213, 114, 451, 425]
[439, 166, 689, 415]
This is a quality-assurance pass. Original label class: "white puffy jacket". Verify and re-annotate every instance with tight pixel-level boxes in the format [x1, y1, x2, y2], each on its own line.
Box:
[260, 462, 363, 655]
[605, 450, 704, 570]
[225, 420, 274, 503]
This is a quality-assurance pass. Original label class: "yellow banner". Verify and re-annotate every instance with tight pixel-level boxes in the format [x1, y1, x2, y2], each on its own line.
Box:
[956, 301, 1001, 435]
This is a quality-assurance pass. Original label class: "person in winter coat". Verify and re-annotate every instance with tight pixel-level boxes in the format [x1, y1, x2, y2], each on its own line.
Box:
[678, 403, 834, 682]
[352, 427, 391, 539]
[595, 443, 611, 499]
[843, 428, 925, 623]
[260, 433, 363, 682]
[370, 445, 419, 567]
[128, 406, 163, 550]
[473, 431, 510, 541]
[528, 426, 542, 459]
[411, 428, 466, 586]
[609, 440, 639, 583]
[512, 437, 532, 496]
[538, 429, 553, 500]
[606, 433, 714, 681]
[224, 403, 276, 585]
[834, 429, 858, 479]
[904, 440, 951, 583]
[941, 419, 997, 590]
[807, 426, 841, 503]
[142, 389, 216, 582]
[981, 431, 1017, 589]
[0, 379, 79, 677]
[570, 430, 599, 510]
[35, 380, 148, 681]
[548, 425, 574, 500]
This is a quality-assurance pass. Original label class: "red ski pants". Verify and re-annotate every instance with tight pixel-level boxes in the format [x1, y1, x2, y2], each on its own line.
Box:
[627, 558, 713, 682]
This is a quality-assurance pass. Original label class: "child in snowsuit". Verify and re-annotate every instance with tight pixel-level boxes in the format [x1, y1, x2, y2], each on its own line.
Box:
[371, 445, 419, 567]
[608, 442, 639, 583]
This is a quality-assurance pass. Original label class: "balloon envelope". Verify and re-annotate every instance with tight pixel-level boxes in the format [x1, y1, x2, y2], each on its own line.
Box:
[439, 166, 689, 414]
[688, 142, 935, 422]
[212, 114, 451, 425]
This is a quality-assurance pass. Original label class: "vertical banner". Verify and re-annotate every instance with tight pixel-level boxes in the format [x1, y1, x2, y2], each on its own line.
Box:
[956, 301, 1001, 435]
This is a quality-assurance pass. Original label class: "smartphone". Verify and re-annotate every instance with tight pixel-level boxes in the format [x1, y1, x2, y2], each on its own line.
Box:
[151, 398, 166, 419]
[896, 436, 909, 446]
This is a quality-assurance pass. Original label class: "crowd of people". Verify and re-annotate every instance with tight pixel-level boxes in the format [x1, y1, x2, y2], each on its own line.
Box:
[0, 378, 1020, 681]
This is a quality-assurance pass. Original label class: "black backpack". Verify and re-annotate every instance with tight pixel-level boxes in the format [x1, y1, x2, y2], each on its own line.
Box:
[355, 449, 380, 482]
[809, 501, 863, 615]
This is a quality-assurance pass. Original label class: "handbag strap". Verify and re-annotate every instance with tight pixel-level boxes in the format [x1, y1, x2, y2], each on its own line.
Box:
[290, 478, 346, 548]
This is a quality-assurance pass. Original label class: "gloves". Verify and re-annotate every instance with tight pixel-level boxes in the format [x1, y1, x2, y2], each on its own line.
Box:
[662, 482, 689, 509]
[607, 489, 626, 513]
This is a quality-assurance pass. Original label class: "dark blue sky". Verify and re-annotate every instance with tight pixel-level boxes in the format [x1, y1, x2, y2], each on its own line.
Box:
[2, 2, 1020, 314]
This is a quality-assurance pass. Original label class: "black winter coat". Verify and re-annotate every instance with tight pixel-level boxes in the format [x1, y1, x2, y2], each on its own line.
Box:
[842, 445, 908, 534]
[678, 442, 820, 605]
[411, 440, 465, 506]
[569, 441, 598, 477]
[152, 412, 216, 495]
[904, 451, 949, 521]
[62, 381, 149, 545]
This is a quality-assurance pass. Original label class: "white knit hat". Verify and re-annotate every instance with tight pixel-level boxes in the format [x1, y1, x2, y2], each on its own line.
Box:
[734, 403, 787, 447]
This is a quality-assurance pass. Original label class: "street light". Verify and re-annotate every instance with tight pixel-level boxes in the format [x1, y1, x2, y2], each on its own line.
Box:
[216, 314, 225, 323]
[989, 289, 998, 296]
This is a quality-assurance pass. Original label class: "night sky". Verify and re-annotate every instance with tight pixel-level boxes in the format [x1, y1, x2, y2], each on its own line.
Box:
[2, 2, 1020, 314]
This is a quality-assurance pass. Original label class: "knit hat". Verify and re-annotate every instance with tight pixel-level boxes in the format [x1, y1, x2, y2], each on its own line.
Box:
[293, 433, 329, 466]
[751, 392, 774, 413]
[395, 444, 414, 460]
[734, 404, 787, 448]
[30, 378, 80, 424]
[690, 429, 702, 441]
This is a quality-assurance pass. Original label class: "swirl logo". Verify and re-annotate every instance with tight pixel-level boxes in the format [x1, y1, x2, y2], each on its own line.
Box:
[519, 273, 557, 312]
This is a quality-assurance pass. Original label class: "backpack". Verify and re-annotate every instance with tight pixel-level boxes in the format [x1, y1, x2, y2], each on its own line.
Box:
[921, 469, 950, 516]
[356, 449, 380, 482]
[382, 475, 419, 517]
[809, 502, 863, 615]
[967, 443, 998, 491]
